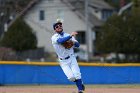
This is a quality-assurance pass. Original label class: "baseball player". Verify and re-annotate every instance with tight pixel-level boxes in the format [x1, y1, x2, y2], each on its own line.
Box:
[51, 21, 85, 93]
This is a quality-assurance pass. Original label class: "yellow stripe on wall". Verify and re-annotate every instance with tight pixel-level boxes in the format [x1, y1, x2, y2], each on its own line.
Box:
[0, 61, 140, 66]
[0, 61, 59, 66]
[79, 62, 140, 66]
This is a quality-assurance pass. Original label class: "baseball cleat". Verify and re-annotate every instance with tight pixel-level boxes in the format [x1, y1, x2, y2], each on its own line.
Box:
[78, 91, 84, 93]
[82, 84, 85, 91]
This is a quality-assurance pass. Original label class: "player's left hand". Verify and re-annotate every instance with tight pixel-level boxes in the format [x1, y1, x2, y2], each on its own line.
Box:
[62, 40, 74, 49]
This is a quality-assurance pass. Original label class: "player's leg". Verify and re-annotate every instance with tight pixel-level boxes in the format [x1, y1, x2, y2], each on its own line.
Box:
[59, 60, 76, 82]
[70, 56, 85, 92]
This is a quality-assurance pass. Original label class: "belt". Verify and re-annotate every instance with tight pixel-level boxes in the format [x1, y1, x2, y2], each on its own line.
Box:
[60, 56, 70, 60]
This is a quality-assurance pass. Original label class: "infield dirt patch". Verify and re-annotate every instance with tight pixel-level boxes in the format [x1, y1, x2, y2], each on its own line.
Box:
[0, 85, 140, 93]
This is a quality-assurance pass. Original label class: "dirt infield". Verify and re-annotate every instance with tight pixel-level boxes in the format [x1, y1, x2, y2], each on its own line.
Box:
[0, 85, 140, 93]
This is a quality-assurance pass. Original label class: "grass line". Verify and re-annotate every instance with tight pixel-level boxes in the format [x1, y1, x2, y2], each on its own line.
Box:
[1, 84, 140, 88]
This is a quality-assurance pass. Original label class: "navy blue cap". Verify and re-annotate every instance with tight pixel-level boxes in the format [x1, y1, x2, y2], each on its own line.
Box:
[53, 22, 62, 30]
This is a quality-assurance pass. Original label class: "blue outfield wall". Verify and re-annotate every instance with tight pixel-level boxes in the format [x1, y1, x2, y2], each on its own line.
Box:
[0, 62, 140, 85]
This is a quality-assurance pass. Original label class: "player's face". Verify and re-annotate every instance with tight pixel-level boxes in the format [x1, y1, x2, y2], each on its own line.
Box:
[55, 24, 63, 33]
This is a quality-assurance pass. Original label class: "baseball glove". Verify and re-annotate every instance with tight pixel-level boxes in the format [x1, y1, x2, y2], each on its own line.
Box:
[62, 40, 74, 49]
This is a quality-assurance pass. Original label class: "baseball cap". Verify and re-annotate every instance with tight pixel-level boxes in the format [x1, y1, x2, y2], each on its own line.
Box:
[53, 22, 62, 30]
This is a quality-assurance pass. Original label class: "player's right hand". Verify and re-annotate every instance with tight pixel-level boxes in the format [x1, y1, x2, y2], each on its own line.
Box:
[71, 32, 78, 37]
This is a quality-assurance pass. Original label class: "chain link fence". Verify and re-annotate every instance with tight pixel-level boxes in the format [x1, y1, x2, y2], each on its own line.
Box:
[0, 47, 56, 62]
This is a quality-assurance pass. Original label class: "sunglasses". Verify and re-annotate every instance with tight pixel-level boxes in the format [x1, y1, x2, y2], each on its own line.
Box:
[55, 25, 62, 29]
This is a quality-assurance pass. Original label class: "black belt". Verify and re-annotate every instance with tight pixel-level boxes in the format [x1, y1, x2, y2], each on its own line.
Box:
[60, 56, 70, 60]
